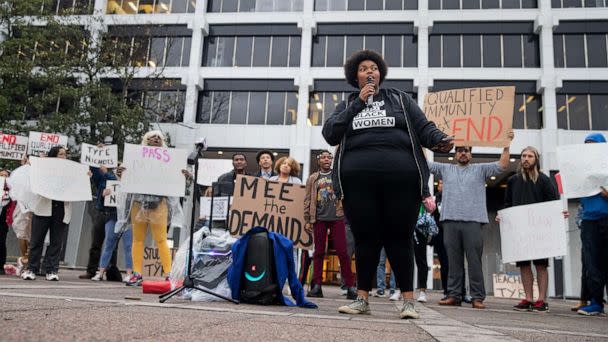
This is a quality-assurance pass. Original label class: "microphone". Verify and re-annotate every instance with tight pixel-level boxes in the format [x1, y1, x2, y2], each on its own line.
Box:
[188, 137, 208, 165]
[366, 75, 374, 107]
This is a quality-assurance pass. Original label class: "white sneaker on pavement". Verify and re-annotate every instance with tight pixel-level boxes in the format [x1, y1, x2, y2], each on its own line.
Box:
[399, 300, 420, 319]
[417, 291, 427, 303]
[21, 270, 36, 280]
[45, 273, 59, 281]
[91, 271, 103, 281]
[389, 291, 401, 301]
[338, 297, 371, 315]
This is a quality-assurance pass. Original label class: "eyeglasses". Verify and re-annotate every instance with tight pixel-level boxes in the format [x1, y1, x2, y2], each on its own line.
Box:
[455, 148, 470, 153]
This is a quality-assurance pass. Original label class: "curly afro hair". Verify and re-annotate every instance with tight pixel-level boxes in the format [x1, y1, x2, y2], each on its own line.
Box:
[344, 49, 388, 89]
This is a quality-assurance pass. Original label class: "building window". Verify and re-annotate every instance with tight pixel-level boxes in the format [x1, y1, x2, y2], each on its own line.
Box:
[554, 33, 608, 68]
[430, 0, 537, 9]
[314, 0, 418, 10]
[557, 82, 608, 130]
[208, 0, 304, 12]
[551, 0, 607, 8]
[106, 0, 195, 14]
[35, 0, 94, 14]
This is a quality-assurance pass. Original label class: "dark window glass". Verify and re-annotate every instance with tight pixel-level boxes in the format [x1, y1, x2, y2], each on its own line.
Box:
[502, 0, 520, 8]
[348, 0, 365, 9]
[235, 36, 253, 66]
[523, 35, 539, 67]
[442, 35, 461, 67]
[286, 92, 298, 124]
[587, 34, 608, 67]
[240, 0, 256, 11]
[384, 36, 402, 67]
[289, 36, 301, 67]
[482, 0, 500, 7]
[429, 35, 441, 67]
[253, 36, 271, 66]
[218, 37, 235, 66]
[271, 36, 289, 67]
[386, 0, 403, 10]
[149, 37, 166, 67]
[482, 35, 501, 67]
[366, 0, 383, 9]
[248, 91, 266, 124]
[276, 0, 293, 11]
[551, 0, 561, 7]
[590, 94, 608, 129]
[294, 0, 305, 11]
[171, 0, 187, 12]
[584, 0, 603, 6]
[326, 36, 345, 67]
[526, 95, 542, 129]
[315, 0, 329, 10]
[131, 37, 149, 67]
[229, 92, 248, 124]
[312, 36, 326, 67]
[325, 92, 343, 124]
[181, 37, 191, 66]
[223, 0, 238, 11]
[162, 91, 185, 122]
[521, 0, 537, 8]
[203, 37, 217, 66]
[553, 35, 564, 68]
[365, 35, 382, 56]
[209, 0, 222, 11]
[267, 92, 285, 125]
[404, 0, 418, 9]
[166, 37, 183, 67]
[403, 35, 418, 67]
[513, 94, 525, 129]
[211, 91, 230, 124]
[463, 0, 481, 8]
[197, 91, 211, 123]
[463, 35, 481, 67]
[346, 35, 364, 60]
[309, 92, 322, 125]
[565, 34, 586, 67]
[329, 0, 347, 10]
[443, 0, 460, 9]
[503, 35, 522, 67]
[429, 0, 441, 9]
[556, 94, 568, 129]
[563, 0, 582, 7]
[568, 95, 590, 130]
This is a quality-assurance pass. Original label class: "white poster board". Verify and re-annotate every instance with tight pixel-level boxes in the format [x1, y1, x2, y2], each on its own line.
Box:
[120, 143, 187, 197]
[556, 143, 608, 199]
[104, 180, 120, 207]
[0, 176, 5, 201]
[29, 157, 92, 202]
[200, 196, 229, 220]
[28, 132, 68, 156]
[0, 134, 28, 160]
[196, 159, 234, 186]
[80, 143, 118, 168]
[498, 200, 567, 263]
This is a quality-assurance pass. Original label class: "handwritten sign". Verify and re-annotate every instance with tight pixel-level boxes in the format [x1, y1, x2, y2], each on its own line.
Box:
[28, 132, 68, 156]
[0, 134, 28, 160]
[29, 157, 92, 202]
[200, 196, 229, 220]
[498, 200, 567, 263]
[80, 143, 118, 168]
[120, 143, 187, 197]
[196, 159, 234, 186]
[556, 143, 608, 199]
[229, 175, 312, 250]
[142, 246, 177, 277]
[423, 86, 515, 147]
[493, 273, 539, 299]
[104, 180, 120, 207]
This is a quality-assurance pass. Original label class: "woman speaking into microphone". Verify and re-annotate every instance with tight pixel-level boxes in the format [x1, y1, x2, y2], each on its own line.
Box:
[322, 50, 453, 319]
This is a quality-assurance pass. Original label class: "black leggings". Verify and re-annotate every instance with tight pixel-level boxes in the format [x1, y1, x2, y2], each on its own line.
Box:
[414, 229, 429, 289]
[342, 170, 420, 293]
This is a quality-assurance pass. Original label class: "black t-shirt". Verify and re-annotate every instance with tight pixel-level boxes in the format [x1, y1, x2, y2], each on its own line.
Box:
[504, 173, 559, 208]
[342, 91, 418, 173]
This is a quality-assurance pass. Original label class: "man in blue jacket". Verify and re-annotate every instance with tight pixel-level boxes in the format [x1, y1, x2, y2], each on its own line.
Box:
[577, 133, 608, 316]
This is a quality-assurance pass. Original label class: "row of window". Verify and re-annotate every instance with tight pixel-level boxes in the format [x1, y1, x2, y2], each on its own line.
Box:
[127, 89, 186, 122]
[104, 35, 191, 67]
[554, 33, 608, 68]
[429, 0, 537, 9]
[106, 0, 195, 14]
[551, 0, 608, 8]
[556, 94, 608, 130]
[208, 0, 304, 12]
[314, 0, 418, 10]
[35, 0, 93, 15]
[203, 36, 301, 67]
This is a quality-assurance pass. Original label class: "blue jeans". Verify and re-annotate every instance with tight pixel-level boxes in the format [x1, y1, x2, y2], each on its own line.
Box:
[99, 218, 133, 269]
[376, 248, 396, 291]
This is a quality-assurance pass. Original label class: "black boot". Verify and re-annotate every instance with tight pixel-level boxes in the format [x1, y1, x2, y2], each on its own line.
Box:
[307, 284, 324, 298]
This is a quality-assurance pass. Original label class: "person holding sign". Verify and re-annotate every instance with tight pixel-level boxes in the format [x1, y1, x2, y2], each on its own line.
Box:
[430, 131, 513, 309]
[322, 50, 453, 319]
[269, 157, 302, 185]
[501, 146, 562, 312]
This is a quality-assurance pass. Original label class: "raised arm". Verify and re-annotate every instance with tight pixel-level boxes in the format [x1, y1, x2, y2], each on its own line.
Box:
[498, 130, 515, 170]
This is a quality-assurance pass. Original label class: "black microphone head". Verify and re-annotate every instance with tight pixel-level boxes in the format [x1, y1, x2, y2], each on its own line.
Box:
[367, 75, 374, 83]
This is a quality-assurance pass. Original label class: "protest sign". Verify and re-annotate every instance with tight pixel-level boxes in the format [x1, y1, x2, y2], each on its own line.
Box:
[423, 86, 515, 147]
[29, 157, 92, 202]
[28, 132, 68, 156]
[229, 175, 312, 250]
[200, 196, 230, 221]
[498, 200, 567, 263]
[142, 246, 177, 277]
[196, 159, 234, 186]
[104, 180, 120, 207]
[120, 143, 188, 197]
[80, 143, 118, 168]
[556, 143, 608, 198]
[0, 134, 28, 160]
[493, 273, 539, 299]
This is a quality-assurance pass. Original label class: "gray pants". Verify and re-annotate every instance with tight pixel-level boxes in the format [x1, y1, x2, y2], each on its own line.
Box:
[443, 221, 485, 301]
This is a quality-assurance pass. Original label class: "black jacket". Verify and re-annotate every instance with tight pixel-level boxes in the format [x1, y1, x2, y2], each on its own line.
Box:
[322, 88, 446, 200]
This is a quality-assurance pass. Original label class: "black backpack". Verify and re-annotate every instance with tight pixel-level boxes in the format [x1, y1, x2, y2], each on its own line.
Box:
[240, 231, 279, 305]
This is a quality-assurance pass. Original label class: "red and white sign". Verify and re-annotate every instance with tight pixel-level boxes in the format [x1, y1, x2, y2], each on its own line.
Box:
[28, 132, 68, 156]
[0, 134, 28, 160]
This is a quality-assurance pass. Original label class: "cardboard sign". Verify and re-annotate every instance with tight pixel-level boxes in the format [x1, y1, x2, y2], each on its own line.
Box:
[0, 134, 28, 160]
[200, 196, 229, 220]
[493, 273, 539, 299]
[120, 143, 188, 197]
[29, 157, 92, 202]
[556, 143, 608, 199]
[423, 86, 515, 147]
[104, 180, 120, 207]
[498, 200, 567, 263]
[28, 132, 68, 156]
[196, 159, 234, 186]
[80, 143, 118, 168]
[142, 246, 177, 277]
[229, 175, 312, 250]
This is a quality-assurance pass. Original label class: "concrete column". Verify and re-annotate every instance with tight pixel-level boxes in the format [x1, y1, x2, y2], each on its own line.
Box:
[182, 0, 208, 124]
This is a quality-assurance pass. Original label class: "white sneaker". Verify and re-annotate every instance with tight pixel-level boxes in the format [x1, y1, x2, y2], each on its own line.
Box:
[21, 270, 36, 280]
[91, 271, 103, 281]
[399, 300, 420, 319]
[122, 274, 132, 283]
[338, 297, 371, 315]
[417, 291, 428, 303]
[389, 291, 401, 301]
[45, 273, 59, 281]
